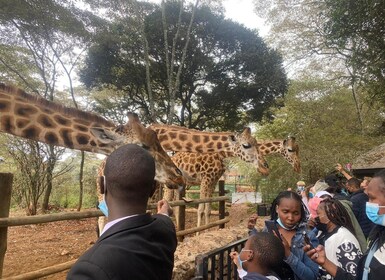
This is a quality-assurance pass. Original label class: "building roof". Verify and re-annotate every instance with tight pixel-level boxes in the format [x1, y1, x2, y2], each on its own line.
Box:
[352, 142, 385, 170]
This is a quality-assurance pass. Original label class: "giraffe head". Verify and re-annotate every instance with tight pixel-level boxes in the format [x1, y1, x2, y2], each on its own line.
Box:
[230, 127, 269, 176]
[283, 136, 301, 173]
[92, 112, 185, 189]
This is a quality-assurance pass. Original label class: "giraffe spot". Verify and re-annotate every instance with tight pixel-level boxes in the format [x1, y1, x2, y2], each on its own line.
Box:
[172, 141, 182, 150]
[22, 126, 41, 139]
[16, 119, 29, 129]
[42, 108, 53, 114]
[178, 134, 188, 141]
[169, 132, 177, 139]
[183, 157, 189, 163]
[59, 129, 74, 148]
[185, 142, 193, 151]
[212, 135, 220, 141]
[265, 142, 273, 147]
[1, 115, 14, 132]
[76, 134, 89, 145]
[45, 132, 59, 144]
[74, 124, 88, 132]
[207, 142, 214, 149]
[216, 142, 223, 149]
[0, 101, 10, 111]
[90, 140, 97, 146]
[221, 136, 227, 141]
[195, 145, 203, 153]
[15, 104, 38, 116]
[38, 115, 55, 128]
[54, 115, 70, 126]
[203, 135, 210, 142]
[192, 135, 201, 143]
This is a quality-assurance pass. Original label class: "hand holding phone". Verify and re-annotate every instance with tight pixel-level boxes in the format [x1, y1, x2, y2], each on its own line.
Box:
[265, 220, 282, 241]
[302, 231, 315, 250]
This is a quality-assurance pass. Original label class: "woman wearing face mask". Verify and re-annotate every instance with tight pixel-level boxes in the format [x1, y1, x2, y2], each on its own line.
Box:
[305, 197, 363, 279]
[308, 170, 385, 280]
[256, 191, 319, 280]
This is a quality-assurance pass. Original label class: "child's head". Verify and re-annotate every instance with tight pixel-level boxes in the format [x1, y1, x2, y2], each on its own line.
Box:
[271, 191, 306, 228]
[241, 232, 284, 274]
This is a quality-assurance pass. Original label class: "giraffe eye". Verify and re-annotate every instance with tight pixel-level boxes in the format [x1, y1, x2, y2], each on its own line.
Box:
[288, 148, 294, 152]
[242, 143, 252, 149]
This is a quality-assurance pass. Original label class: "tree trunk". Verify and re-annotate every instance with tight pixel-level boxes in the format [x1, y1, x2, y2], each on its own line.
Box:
[77, 151, 85, 211]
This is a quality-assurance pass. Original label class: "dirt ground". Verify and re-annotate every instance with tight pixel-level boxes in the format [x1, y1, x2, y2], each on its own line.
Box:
[2, 203, 256, 279]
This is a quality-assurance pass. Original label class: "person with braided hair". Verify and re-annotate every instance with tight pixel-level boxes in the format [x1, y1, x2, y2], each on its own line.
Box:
[305, 197, 363, 279]
[252, 191, 319, 280]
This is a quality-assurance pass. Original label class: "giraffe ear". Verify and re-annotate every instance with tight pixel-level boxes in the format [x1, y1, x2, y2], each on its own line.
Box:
[90, 127, 125, 145]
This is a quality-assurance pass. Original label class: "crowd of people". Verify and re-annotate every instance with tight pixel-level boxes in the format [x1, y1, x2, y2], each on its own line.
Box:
[65, 146, 385, 280]
[234, 163, 385, 280]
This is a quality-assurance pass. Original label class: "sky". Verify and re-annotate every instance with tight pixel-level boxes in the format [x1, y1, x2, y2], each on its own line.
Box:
[222, 0, 268, 36]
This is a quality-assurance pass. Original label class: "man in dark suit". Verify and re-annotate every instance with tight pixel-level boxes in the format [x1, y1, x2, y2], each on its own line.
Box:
[67, 144, 177, 280]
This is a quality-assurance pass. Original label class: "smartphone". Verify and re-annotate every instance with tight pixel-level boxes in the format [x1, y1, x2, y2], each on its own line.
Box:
[302, 231, 315, 250]
[265, 220, 282, 241]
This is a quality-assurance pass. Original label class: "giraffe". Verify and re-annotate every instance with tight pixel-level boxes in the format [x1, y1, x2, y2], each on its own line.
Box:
[149, 124, 270, 176]
[164, 136, 301, 228]
[0, 83, 185, 189]
[96, 123, 270, 234]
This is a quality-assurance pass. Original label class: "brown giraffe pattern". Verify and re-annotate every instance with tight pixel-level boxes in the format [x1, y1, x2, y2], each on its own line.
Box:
[0, 83, 184, 188]
[149, 124, 269, 175]
[164, 137, 301, 228]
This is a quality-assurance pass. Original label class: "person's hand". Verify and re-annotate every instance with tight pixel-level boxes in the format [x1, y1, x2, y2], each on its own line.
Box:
[279, 233, 291, 258]
[229, 251, 241, 269]
[157, 199, 173, 216]
[247, 213, 258, 229]
[304, 244, 326, 265]
[335, 163, 343, 172]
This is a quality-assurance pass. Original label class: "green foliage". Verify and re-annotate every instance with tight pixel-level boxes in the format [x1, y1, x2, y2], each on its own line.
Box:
[255, 78, 385, 191]
[323, 0, 385, 103]
[80, 1, 287, 130]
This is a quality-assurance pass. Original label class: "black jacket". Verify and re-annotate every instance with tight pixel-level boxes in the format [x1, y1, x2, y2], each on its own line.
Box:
[67, 213, 177, 280]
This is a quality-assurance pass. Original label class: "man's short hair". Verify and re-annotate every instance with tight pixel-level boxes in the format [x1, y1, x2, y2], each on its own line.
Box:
[347, 177, 361, 190]
[104, 144, 155, 200]
[248, 232, 284, 271]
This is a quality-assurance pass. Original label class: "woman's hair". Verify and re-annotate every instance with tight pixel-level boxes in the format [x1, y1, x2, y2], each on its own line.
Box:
[270, 191, 307, 223]
[319, 197, 355, 235]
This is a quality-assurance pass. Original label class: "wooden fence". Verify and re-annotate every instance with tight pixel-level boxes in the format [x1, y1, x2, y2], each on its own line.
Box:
[0, 173, 230, 279]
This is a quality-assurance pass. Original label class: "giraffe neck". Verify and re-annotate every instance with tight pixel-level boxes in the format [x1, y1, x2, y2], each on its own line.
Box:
[0, 84, 119, 155]
[150, 124, 234, 153]
[258, 140, 283, 156]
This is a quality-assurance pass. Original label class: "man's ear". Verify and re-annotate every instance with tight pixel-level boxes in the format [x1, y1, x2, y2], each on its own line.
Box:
[98, 176, 105, 194]
[149, 181, 157, 198]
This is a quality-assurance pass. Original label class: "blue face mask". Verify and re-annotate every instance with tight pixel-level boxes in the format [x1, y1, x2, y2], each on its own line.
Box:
[308, 193, 314, 199]
[98, 198, 109, 217]
[237, 254, 246, 271]
[277, 217, 297, 231]
[366, 202, 385, 226]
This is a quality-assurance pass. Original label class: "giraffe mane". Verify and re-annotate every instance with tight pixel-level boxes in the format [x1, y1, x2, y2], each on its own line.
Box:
[0, 83, 115, 128]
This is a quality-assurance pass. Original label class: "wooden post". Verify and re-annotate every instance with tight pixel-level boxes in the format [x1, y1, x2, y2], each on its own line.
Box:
[176, 188, 186, 242]
[218, 180, 225, 229]
[0, 173, 13, 278]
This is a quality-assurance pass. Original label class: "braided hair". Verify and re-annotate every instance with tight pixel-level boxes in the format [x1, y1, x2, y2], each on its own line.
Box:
[270, 191, 307, 223]
[319, 197, 355, 235]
